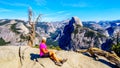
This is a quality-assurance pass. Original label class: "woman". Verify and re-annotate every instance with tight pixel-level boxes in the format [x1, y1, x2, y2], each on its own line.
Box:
[39, 37, 67, 66]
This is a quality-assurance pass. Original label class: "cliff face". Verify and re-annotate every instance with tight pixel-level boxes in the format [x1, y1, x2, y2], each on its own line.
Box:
[59, 17, 107, 50]
[0, 46, 115, 68]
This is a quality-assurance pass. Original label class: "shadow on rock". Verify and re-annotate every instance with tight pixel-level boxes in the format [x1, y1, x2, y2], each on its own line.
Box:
[82, 53, 117, 68]
[82, 53, 91, 57]
[30, 53, 40, 61]
[98, 59, 117, 68]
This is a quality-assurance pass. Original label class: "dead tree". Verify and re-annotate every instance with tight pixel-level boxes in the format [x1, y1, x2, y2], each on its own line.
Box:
[76, 47, 120, 68]
[28, 7, 42, 47]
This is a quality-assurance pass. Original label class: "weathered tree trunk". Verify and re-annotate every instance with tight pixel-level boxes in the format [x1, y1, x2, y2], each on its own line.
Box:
[27, 7, 41, 47]
[76, 47, 120, 68]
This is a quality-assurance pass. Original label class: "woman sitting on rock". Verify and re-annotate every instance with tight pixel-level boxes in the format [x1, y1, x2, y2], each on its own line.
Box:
[39, 37, 67, 66]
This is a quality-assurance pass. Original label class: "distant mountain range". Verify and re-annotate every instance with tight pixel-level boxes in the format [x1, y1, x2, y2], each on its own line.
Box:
[83, 20, 120, 37]
[0, 19, 119, 50]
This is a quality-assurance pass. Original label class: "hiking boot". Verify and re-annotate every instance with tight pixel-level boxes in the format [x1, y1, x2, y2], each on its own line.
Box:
[55, 62, 62, 66]
[61, 58, 67, 64]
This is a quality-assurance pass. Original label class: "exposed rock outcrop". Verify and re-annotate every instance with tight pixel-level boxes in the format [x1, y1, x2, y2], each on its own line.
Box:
[16, 23, 29, 34]
[73, 16, 83, 27]
[0, 23, 29, 46]
[0, 26, 19, 43]
[0, 46, 116, 68]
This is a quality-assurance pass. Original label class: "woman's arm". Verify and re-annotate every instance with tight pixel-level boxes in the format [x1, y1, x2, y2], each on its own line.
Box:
[41, 48, 49, 53]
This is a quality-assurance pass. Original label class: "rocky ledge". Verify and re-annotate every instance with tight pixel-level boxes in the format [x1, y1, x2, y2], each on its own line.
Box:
[0, 46, 116, 68]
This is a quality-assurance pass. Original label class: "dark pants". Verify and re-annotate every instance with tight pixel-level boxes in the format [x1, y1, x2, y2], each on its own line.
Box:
[41, 52, 50, 58]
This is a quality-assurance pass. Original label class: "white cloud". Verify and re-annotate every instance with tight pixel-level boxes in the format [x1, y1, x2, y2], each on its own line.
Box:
[72, 2, 88, 7]
[41, 17, 59, 22]
[57, 11, 65, 14]
[61, 2, 88, 8]
[45, 10, 66, 16]
[35, 0, 46, 6]
[64, 13, 71, 16]
[42, 15, 70, 22]
[41, 11, 71, 22]
[13, 3, 29, 7]
[0, 8, 12, 12]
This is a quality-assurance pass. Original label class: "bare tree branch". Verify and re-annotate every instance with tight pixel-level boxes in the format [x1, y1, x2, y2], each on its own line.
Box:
[35, 14, 42, 23]
[76, 47, 120, 68]
[28, 7, 32, 25]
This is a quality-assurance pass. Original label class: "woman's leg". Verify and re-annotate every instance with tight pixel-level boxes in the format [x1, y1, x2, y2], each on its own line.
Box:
[49, 51, 62, 62]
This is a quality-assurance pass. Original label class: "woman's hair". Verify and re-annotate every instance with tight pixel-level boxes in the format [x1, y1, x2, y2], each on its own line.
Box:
[42, 37, 46, 43]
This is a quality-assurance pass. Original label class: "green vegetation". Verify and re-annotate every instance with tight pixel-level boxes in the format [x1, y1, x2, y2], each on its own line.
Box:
[35, 33, 40, 37]
[10, 23, 20, 34]
[97, 33, 106, 37]
[73, 24, 81, 34]
[84, 31, 95, 38]
[111, 42, 120, 57]
[20, 34, 29, 40]
[74, 27, 79, 34]
[46, 38, 58, 46]
[49, 30, 60, 43]
[34, 44, 61, 50]
[46, 38, 61, 50]
[50, 32, 58, 40]
[34, 44, 39, 48]
[84, 29, 105, 39]
[20, 34, 26, 39]
[86, 41, 91, 44]
[0, 37, 10, 46]
[47, 45, 61, 50]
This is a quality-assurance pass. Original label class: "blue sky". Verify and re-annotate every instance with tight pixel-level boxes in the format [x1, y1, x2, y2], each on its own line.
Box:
[0, 0, 120, 22]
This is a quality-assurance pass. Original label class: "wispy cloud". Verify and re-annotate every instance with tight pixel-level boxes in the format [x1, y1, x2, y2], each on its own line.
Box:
[57, 11, 65, 14]
[0, 1, 28, 7]
[0, 8, 12, 12]
[45, 10, 66, 16]
[42, 15, 70, 22]
[13, 3, 29, 7]
[42, 17, 59, 22]
[42, 11, 71, 22]
[64, 13, 71, 16]
[34, 0, 46, 6]
[44, 7, 49, 10]
[61, 2, 89, 8]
